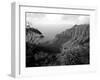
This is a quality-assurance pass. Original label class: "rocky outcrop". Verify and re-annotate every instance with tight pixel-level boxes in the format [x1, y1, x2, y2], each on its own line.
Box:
[26, 27, 44, 44]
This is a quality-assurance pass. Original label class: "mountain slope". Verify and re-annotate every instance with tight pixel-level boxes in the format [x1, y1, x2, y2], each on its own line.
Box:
[57, 24, 89, 65]
[26, 27, 44, 44]
[26, 24, 90, 67]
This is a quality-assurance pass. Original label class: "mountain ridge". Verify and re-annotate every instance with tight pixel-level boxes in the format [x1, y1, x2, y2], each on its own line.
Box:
[26, 24, 90, 66]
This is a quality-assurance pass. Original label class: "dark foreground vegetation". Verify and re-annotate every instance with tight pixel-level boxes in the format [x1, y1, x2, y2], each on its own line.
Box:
[26, 24, 90, 67]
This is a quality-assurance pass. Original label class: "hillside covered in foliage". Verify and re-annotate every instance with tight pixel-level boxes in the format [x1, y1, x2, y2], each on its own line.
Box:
[26, 24, 90, 67]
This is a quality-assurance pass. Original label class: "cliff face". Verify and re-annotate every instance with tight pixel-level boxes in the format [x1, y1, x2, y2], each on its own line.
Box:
[57, 24, 90, 65]
[62, 24, 89, 48]
[26, 27, 44, 44]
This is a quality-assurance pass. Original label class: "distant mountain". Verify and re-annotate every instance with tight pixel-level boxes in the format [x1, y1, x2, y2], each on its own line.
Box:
[47, 25, 76, 47]
[40, 24, 89, 52]
[42, 24, 89, 47]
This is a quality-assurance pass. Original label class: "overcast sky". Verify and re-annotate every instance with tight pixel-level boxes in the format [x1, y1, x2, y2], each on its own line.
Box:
[26, 13, 90, 41]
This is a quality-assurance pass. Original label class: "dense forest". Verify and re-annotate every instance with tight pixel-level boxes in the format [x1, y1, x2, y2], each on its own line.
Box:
[26, 24, 90, 67]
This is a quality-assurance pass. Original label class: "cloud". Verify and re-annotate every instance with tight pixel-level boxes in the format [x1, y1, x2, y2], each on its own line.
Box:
[77, 16, 90, 25]
[26, 13, 90, 26]
[62, 15, 79, 20]
[26, 13, 46, 19]
[62, 15, 90, 25]
[61, 15, 79, 24]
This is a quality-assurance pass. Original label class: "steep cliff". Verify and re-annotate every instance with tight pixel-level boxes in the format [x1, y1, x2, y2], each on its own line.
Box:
[57, 24, 89, 65]
[26, 27, 44, 44]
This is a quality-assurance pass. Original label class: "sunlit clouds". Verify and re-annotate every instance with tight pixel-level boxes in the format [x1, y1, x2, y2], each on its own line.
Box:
[26, 13, 89, 26]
